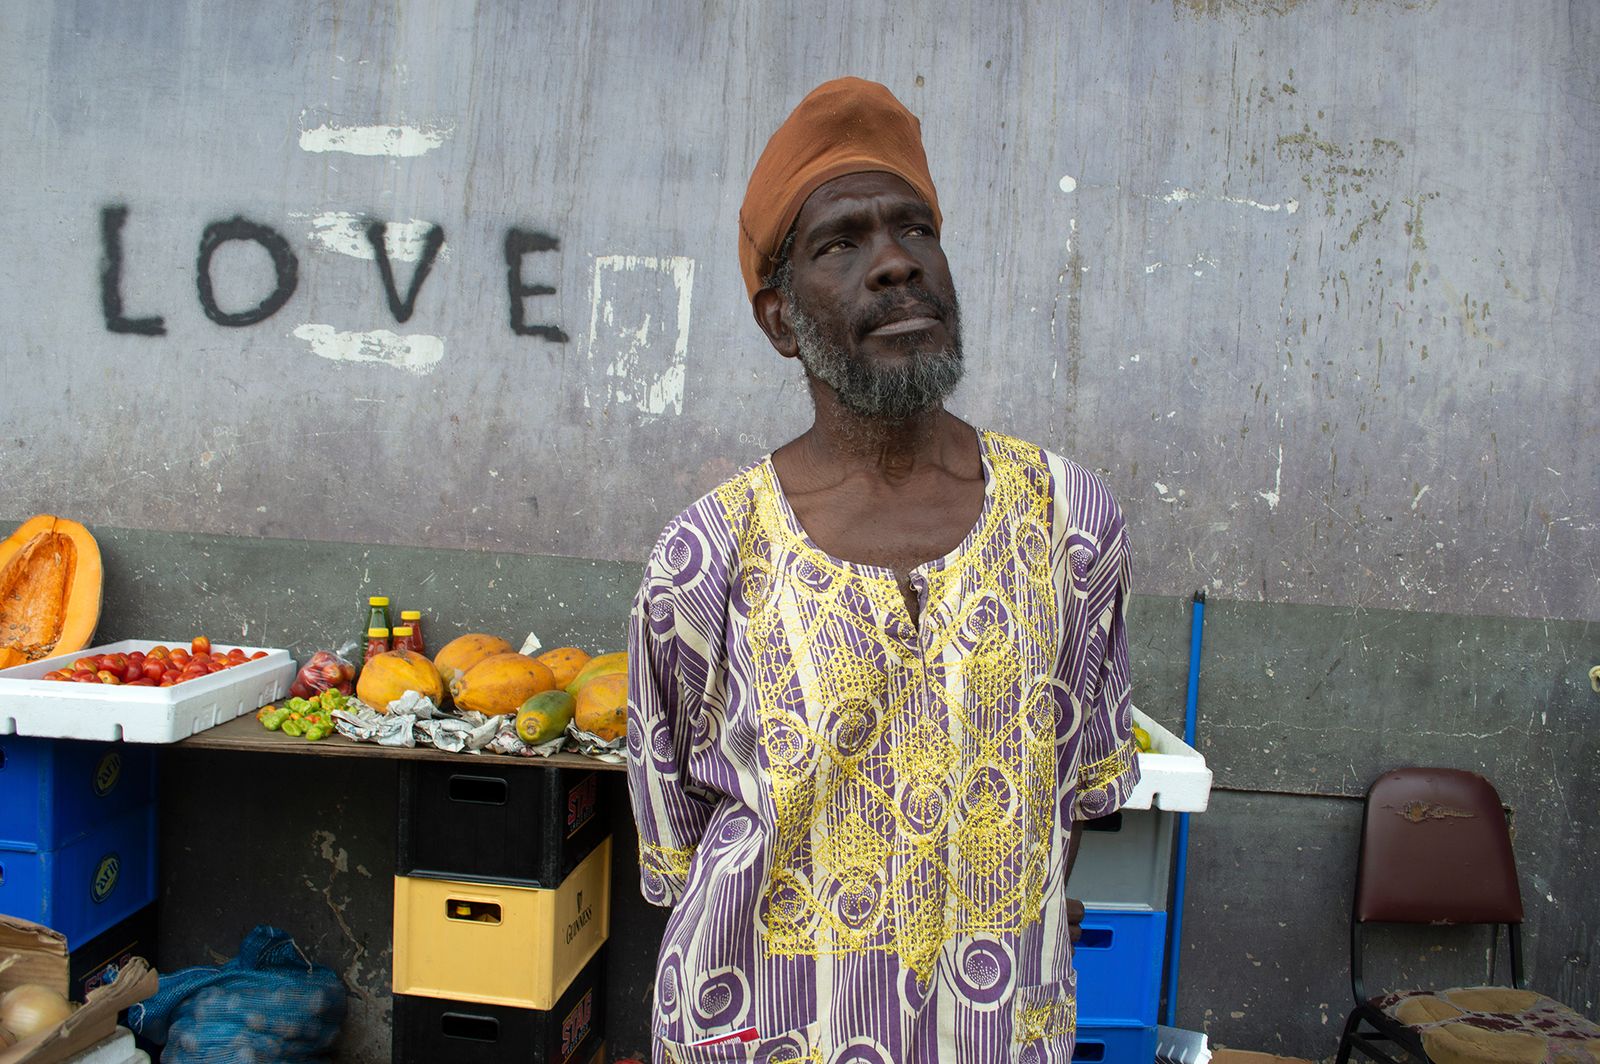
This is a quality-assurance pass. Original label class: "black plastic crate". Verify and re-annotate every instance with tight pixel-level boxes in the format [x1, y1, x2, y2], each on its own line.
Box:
[392, 946, 605, 1064]
[398, 763, 607, 887]
[68, 901, 157, 1000]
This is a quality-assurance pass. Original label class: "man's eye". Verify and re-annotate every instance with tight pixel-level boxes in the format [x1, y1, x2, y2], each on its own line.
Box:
[820, 239, 852, 254]
[907, 224, 936, 238]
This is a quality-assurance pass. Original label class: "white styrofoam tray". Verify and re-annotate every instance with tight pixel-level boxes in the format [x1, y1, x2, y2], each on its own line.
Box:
[0, 639, 294, 743]
[1126, 706, 1213, 813]
[62, 1026, 148, 1064]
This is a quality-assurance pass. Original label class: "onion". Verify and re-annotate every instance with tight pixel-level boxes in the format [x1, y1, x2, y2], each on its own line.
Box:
[0, 983, 74, 1038]
[0, 1022, 16, 1048]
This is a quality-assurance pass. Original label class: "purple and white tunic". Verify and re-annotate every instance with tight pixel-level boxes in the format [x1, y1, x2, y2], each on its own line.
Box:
[627, 429, 1140, 1064]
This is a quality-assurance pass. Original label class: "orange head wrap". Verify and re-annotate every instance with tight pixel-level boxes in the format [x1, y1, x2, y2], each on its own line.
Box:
[738, 77, 943, 300]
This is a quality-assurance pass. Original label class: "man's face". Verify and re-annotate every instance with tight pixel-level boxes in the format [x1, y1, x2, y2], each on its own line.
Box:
[767, 171, 963, 419]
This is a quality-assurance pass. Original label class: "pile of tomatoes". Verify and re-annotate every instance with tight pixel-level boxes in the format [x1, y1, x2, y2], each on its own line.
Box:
[40, 637, 267, 687]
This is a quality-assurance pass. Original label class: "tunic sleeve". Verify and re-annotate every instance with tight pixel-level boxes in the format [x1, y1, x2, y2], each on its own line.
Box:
[626, 521, 718, 907]
[1071, 512, 1141, 821]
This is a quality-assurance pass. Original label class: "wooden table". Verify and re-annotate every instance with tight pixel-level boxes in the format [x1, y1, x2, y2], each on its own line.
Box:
[179, 710, 626, 771]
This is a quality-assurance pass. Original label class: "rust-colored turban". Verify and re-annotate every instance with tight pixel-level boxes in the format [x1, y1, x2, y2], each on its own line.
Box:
[738, 77, 943, 300]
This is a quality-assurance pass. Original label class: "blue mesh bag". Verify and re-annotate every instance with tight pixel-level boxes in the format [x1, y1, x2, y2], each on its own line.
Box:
[129, 925, 346, 1063]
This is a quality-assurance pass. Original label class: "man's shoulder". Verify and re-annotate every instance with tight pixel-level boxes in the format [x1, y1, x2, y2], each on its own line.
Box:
[643, 456, 768, 566]
[984, 431, 1119, 503]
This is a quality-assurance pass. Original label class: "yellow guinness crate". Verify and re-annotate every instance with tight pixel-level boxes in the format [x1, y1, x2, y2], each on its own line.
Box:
[393, 837, 610, 1009]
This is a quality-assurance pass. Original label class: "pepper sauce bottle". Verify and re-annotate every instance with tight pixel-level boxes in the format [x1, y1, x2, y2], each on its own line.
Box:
[392, 626, 422, 655]
[399, 609, 426, 656]
[365, 627, 391, 664]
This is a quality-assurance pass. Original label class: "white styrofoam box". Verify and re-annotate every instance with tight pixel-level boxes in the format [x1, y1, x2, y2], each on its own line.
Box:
[60, 1026, 142, 1064]
[1156, 1024, 1213, 1064]
[1126, 706, 1213, 812]
[0, 640, 294, 743]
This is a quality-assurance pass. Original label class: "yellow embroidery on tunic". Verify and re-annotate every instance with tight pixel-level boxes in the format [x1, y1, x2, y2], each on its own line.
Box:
[1016, 997, 1077, 1042]
[724, 432, 1064, 979]
[640, 840, 697, 880]
[1079, 737, 1138, 794]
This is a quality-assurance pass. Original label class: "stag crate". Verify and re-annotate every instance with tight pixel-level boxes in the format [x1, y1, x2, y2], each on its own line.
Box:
[1073, 906, 1167, 1029]
[1072, 1024, 1158, 1062]
[392, 947, 605, 1064]
[393, 838, 610, 1010]
[398, 762, 607, 887]
[0, 804, 158, 948]
[1065, 809, 1176, 911]
[0, 735, 158, 850]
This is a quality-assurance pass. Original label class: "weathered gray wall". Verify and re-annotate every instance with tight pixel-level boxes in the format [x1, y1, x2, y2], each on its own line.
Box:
[5, 0, 1599, 1061]
[1, 0, 1595, 621]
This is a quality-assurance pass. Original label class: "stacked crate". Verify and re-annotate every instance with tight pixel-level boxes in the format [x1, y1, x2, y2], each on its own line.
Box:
[1066, 811, 1173, 1062]
[1066, 709, 1213, 1063]
[391, 763, 611, 1064]
[0, 736, 160, 992]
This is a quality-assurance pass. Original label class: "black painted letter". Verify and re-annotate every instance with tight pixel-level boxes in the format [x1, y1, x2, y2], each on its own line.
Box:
[196, 217, 299, 326]
[367, 221, 444, 323]
[504, 228, 569, 341]
[100, 206, 166, 335]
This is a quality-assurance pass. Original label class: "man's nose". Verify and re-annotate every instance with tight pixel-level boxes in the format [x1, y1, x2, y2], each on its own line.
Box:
[866, 233, 922, 289]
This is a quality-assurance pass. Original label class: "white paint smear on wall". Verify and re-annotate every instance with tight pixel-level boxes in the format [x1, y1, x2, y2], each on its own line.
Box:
[298, 121, 451, 157]
[292, 213, 451, 262]
[1159, 186, 1300, 213]
[584, 255, 696, 416]
[292, 324, 444, 375]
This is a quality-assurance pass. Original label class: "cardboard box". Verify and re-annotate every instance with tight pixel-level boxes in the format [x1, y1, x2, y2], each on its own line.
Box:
[0, 915, 156, 1064]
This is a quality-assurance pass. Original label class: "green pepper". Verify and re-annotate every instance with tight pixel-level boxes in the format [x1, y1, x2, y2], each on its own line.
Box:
[305, 723, 333, 741]
[261, 707, 293, 731]
[281, 718, 306, 737]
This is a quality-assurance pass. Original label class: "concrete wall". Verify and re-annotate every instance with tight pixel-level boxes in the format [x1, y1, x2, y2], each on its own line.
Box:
[4, 0, 1597, 1060]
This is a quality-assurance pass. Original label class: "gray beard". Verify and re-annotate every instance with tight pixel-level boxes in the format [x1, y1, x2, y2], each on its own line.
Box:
[788, 298, 965, 421]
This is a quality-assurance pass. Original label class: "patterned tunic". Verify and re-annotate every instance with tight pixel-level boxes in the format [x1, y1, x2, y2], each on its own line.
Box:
[626, 429, 1140, 1064]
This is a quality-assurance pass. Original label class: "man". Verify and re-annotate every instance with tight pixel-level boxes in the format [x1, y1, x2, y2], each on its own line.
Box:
[627, 78, 1140, 1063]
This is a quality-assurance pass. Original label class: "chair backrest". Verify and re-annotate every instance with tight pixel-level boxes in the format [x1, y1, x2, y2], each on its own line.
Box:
[1355, 767, 1523, 925]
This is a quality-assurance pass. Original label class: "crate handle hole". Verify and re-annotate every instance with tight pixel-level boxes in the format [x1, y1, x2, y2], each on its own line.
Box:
[1078, 927, 1113, 950]
[447, 774, 508, 805]
[1072, 1040, 1106, 1061]
[446, 899, 502, 924]
[440, 1012, 500, 1043]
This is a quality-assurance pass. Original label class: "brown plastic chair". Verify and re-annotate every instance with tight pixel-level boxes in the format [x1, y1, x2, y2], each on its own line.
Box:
[1336, 767, 1600, 1063]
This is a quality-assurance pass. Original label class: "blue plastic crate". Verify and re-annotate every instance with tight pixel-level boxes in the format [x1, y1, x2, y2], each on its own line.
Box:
[0, 803, 159, 947]
[0, 735, 158, 850]
[1073, 907, 1167, 1027]
[1073, 1024, 1157, 1062]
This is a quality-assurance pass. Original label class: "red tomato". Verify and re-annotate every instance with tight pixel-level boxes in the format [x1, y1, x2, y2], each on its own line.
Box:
[122, 662, 143, 683]
[96, 670, 122, 685]
[126, 679, 155, 687]
[73, 673, 101, 683]
[72, 658, 97, 672]
[226, 648, 247, 664]
[191, 636, 211, 655]
[146, 644, 170, 660]
[205, 661, 226, 673]
[250, 650, 268, 660]
[170, 649, 190, 666]
[142, 662, 164, 682]
[128, 651, 146, 667]
[158, 678, 176, 687]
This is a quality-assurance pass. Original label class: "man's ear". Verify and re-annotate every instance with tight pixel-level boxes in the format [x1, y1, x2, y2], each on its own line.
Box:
[752, 287, 800, 359]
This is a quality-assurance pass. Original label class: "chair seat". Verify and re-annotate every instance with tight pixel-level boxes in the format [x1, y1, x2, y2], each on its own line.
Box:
[1371, 986, 1600, 1064]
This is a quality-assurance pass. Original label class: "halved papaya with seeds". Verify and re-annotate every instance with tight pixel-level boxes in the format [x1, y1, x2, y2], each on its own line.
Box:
[0, 515, 103, 664]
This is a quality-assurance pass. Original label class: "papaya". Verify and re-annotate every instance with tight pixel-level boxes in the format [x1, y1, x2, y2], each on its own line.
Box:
[574, 672, 628, 741]
[515, 689, 576, 744]
[0, 515, 102, 664]
[534, 646, 591, 689]
[565, 651, 627, 696]
[433, 633, 515, 696]
[356, 649, 444, 712]
[455, 652, 556, 716]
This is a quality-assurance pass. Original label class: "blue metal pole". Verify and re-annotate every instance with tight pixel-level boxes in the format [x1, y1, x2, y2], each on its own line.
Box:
[1164, 590, 1206, 1028]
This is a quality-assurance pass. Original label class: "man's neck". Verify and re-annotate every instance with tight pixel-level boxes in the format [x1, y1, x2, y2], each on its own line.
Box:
[779, 381, 964, 490]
